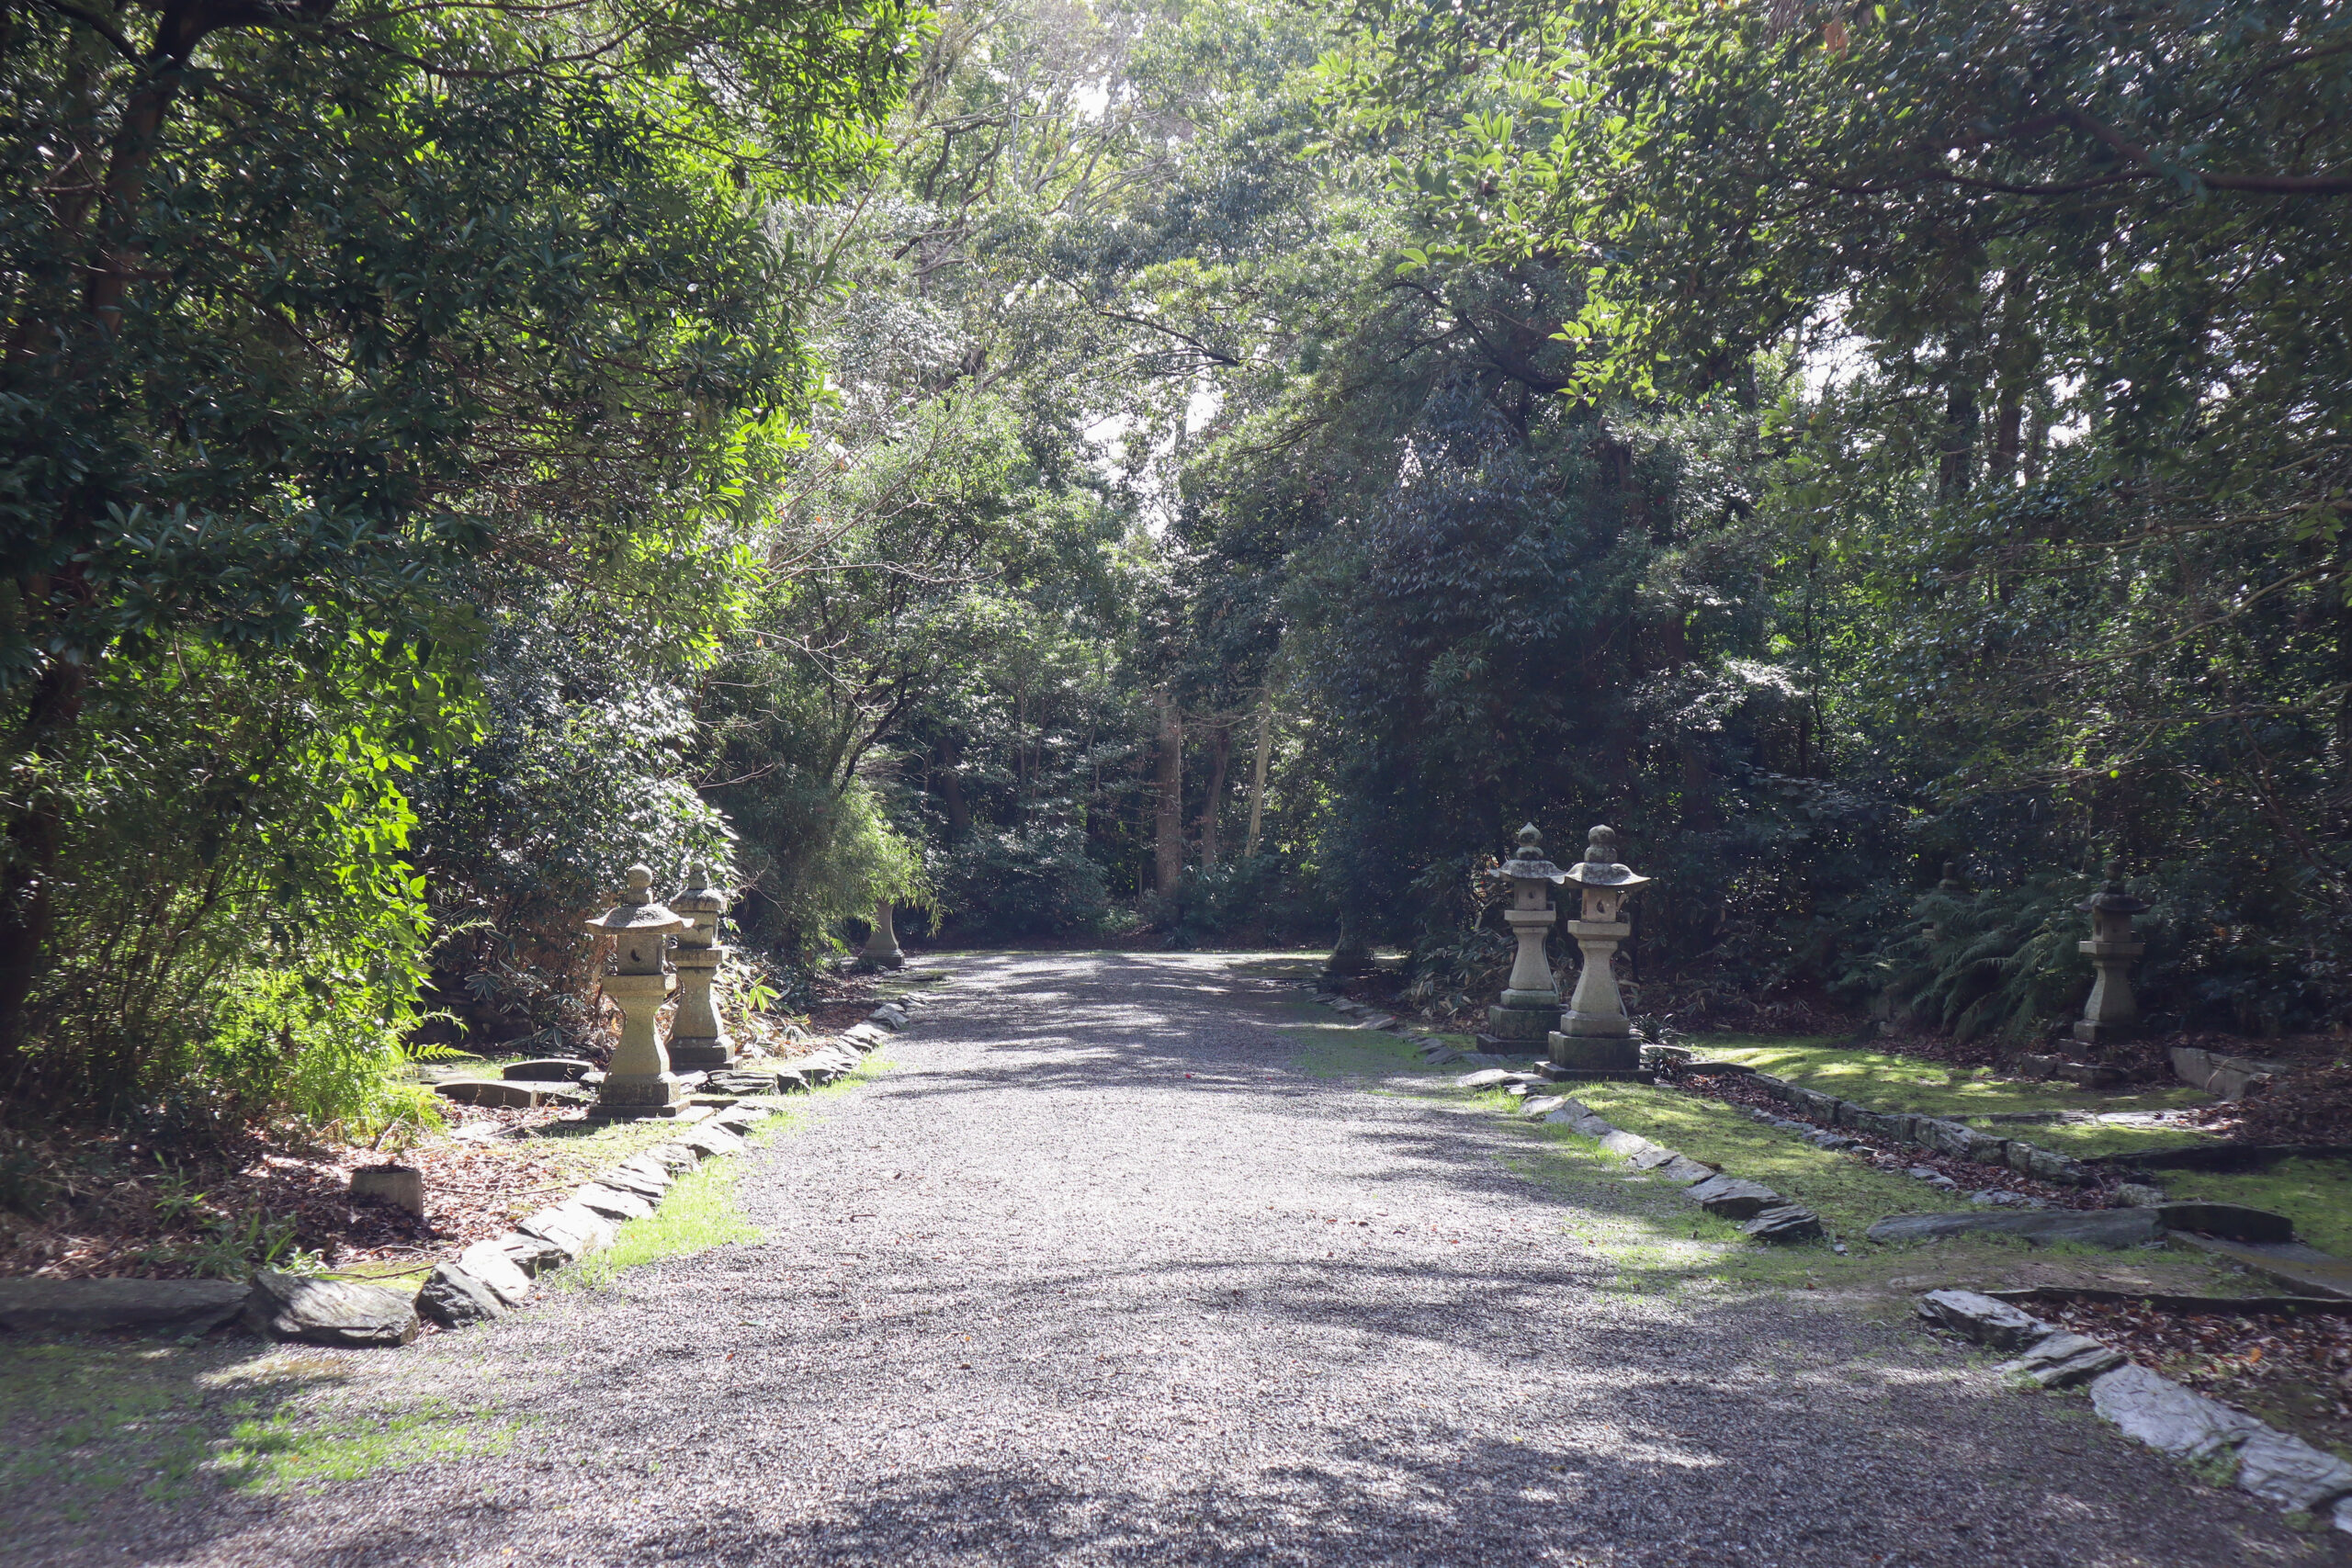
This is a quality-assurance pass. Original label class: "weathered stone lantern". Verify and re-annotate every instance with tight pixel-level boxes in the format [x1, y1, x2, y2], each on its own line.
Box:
[1479, 825, 1568, 1055]
[1547, 825, 1651, 1079]
[2073, 859, 2146, 1051]
[585, 865, 688, 1118]
[862, 899, 905, 970]
[665, 863, 734, 1071]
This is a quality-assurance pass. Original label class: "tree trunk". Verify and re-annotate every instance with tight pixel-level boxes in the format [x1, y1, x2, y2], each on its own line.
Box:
[939, 739, 970, 842]
[1153, 693, 1182, 893]
[1196, 722, 1232, 871]
[1243, 689, 1272, 860]
[1938, 382, 1978, 503]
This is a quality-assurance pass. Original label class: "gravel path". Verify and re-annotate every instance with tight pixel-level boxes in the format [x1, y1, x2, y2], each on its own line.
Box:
[24, 953, 2334, 1566]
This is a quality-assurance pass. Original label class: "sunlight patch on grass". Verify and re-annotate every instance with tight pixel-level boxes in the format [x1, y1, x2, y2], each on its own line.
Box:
[1693, 1035, 2214, 1156]
[2164, 1157, 2352, 1257]
[1447, 1089, 2250, 1303]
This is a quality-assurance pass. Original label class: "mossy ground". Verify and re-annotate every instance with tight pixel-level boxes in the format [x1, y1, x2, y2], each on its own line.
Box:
[1695, 1035, 2214, 1156]
[0, 1046, 899, 1540]
[2160, 1157, 2352, 1258]
[0, 1337, 514, 1533]
[1272, 1001, 2266, 1303]
[559, 1047, 896, 1288]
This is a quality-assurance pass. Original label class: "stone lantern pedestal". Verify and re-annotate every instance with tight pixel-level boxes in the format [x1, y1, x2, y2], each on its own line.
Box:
[862, 899, 905, 970]
[666, 863, 734, 1071]
[1476, 825, 1568, 1055]
[1544, 826, 1652, 1082]
[586, 866, 691, 1119]
[2073, 860, 2146, 1052]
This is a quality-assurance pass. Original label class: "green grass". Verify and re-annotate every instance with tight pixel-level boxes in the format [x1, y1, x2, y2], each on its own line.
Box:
[1695, 1034, 2216, 1156]
[2165, 1157, 2352, 1257]
[560, 1155, 762, 1287]
[0, 1340, 512, 1524]
[1434, 1085, 2254, 1303]
[559, 1048, 897, 1288]
[1524, 1079, 1982, 1243]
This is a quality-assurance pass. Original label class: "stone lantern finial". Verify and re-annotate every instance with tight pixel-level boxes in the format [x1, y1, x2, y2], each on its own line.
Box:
[1547, 824, 1652, 1080]
[666, 863, 734, 1070]
[583, 864, 689, 1118]
[2073, 856, 2147, 1053]
[1478, 824, 1568, 1055]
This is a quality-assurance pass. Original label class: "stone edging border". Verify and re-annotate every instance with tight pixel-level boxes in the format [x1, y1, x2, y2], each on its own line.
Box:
[1463, 1071, 1833, 1246]
[248, 995, 923, 1348]
[1307, 990, 1829, 1245]
[1918, 1288, 2352, 1533]
[1706, 1065, 2093, 1187]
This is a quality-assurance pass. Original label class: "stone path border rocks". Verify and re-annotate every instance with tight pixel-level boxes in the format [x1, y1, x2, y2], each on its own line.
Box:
[1306, 991, 1833, 1246]
[1917, 1287, 2352, 1533]
[1453, 1066, 1831, 1246]
[0, 998, 920, 1348]
[412, 995, 919, 1337]
[1690, 1061, 2098, 1187]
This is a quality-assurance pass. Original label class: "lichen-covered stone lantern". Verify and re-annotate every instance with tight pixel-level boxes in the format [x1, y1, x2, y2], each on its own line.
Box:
[1479, 825, 1568, 1054]
[1547, 825, 1651, 1079]
[862, 899, 905, 970]
[665, 863, 734, 1071]
[585, 865, 688, 1118]
[2073, 859, 2146, 1051]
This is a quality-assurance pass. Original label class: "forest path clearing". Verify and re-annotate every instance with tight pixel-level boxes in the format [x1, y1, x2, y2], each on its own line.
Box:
[51, 953, 2324, 1566]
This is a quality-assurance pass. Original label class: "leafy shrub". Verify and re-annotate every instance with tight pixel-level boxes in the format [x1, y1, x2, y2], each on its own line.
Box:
[939, 825, 1110, 942]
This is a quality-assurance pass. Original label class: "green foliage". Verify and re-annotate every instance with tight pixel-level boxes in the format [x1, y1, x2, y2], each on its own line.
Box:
[0, 0, 922, 1121]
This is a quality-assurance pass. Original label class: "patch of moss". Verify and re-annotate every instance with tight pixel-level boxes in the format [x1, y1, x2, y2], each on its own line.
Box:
[1433, 1089, 2252, 1303]
[0, 1340, 508, 1527]
[1524, 1080, 1982, 1242]
[2164, 1156, 2352, 1257]
[562, 1048, 898, 1288]
[1695, 1035, 2215, 1156]
[1277, 1015, 1443, 1078]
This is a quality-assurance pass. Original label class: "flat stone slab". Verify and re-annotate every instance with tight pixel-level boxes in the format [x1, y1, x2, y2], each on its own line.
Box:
[1741, 1205, 1824, 1243]
[2088, 1362, 2260, 1462]
[1688, 1176, 1783, 1221]
[243, 1269, 420, 1348]
[0, 1277, 247, 1337]
[1867, 1208, 2162, 1248]
[1519, 1095, 1569, 1120]
[502, 1058, 594, 1081]
[1455, 1068, 1514, 1089]
[2235, 1426, 2352, 1513]
[2155, 1201, 2297, 1244]
[435, 1078, 577, 1109]
[417, 1263, 507, 1328]
[683, 1122, 747, 1160]
[1995, 1331, 2125, 1387]
[496, 1232, 571, 1278]
[571, 1183, 657, 1223]
[593, 1166, 671, 1201]
[2165, 1232, 2352, 1299]
[1917, 1289, 2054, 1348]
[458, 1240, 534, 1306]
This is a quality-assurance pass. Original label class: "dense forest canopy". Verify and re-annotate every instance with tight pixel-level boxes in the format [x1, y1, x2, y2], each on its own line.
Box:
[4, 0, 2346, 1130]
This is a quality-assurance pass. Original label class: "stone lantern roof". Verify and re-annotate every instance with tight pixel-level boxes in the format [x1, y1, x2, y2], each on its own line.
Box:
[2076, 860, 2146, 917]
[670, 863, 728, 919]
[1491, 823, 1569, 886]
[584, 865, 683, 976]
[1563, 825, 1651, 890]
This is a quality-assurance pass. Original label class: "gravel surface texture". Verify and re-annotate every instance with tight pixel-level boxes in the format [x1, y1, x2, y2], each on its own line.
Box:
[11, 953, 2335, 1566]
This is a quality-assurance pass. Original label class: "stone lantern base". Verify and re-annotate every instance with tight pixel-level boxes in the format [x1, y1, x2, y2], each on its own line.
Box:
[586, 1077, 693, 1120]
[1540, 1033, 1647, 1082]
[1478, 992, 1557, 1055]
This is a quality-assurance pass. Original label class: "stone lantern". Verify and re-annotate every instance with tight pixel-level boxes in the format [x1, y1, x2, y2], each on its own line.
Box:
[2073, 859, 2146, 1051]
[862, 899, 905, 970]
[1546, 825, 1651, 1080]
[665, 863, 734, 1070]
[1479, 825, 1568, 1055]
[585, 865, 688, 1118]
